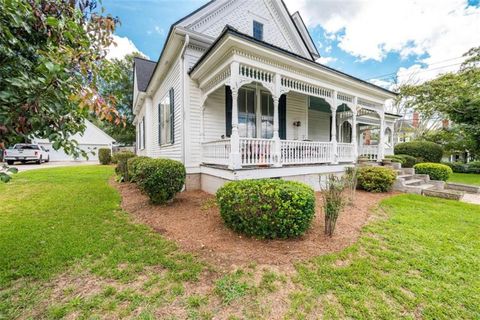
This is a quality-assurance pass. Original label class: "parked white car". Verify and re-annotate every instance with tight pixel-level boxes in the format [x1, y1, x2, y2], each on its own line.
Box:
[3, 144, 50, 165]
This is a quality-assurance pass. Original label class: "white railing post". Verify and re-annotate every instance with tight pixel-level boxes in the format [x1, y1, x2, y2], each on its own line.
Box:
[229, 62, 242, 170]
[378, 112, 385, 162]
[330, 91, 338, 164]
[352, 97, 358, 163]
[273, 74, 282, 167]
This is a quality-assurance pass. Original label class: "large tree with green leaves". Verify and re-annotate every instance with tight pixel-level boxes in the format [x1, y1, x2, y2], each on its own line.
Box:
[0, 0, 121, 155]
[398, 47, 480, 159]
[92, 53, 138, 145]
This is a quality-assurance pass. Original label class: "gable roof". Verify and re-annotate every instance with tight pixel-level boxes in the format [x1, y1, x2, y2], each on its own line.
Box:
[189, 25, 398, 97]
[133, 57, 156, 92]
[291, 11, 319, 58]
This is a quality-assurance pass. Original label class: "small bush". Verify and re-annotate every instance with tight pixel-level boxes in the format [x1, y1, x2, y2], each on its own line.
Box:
[136, 158, 186, 204]
[414, 163, 452, 181]
[442, 161, 467, 173]
[98, 148, 111, 165]
[466, 161, 480, 174]
[127, 156, 151, 182]
[322, 175, 347, 237]
[395, 154, 417, 168]
[216, 179, 316, 239]
[113, 151, 136, 181]
[385, 155, 405, 164]
[394, 141, 443, 163]
[357, 166, 396, 193]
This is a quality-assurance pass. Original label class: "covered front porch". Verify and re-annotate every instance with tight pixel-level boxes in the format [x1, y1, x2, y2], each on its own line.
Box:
[190, 28, 398, 170]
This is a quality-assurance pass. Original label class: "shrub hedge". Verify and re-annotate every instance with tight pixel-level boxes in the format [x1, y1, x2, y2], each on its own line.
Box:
[442, 161, 480, 174]
[98, 148, 111, 165]
[136, 158, 186, 204]
[127, 156, 151, 182]
[394, 141, 443, 163]
[113, 151, 136, 181]
[357, 166, 396, 193]
[395, 154, 417, 168]
[414, 163, 452, 181]
[216, 179, 316, 239]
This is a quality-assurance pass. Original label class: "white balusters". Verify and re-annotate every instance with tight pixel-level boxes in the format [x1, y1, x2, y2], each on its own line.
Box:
[201, 139, 231, 165]
[280, 140, 333, 164]
[358, 145, 379, 160]
[337, 143, 354, 162]
[239, 138, 274, 166]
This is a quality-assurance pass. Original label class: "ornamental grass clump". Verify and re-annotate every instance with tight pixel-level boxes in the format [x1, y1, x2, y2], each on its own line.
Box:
[216, 179, 316, 239]
[321, 175, 348, 237]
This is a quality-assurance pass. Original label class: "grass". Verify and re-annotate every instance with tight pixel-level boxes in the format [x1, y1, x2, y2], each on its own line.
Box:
[448, 172, 480, 186]
[1, 166, 479, 319]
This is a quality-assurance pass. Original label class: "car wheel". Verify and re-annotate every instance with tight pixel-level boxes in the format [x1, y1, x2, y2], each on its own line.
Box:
[36, 156, 42, 164]
[7, 160, 14, 165]
[46, 156, 50, 163]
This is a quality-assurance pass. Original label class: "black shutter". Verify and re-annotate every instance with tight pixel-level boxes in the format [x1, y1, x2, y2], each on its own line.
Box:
[279, 94, 287, 140]
[169, 88, 175, 144]
[329, 115, 332, 141]
[158, 103, 162, 145]
[225, 86, 232, 137]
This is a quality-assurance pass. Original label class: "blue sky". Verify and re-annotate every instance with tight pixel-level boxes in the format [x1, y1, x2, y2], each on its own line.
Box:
[103, 0, 480, 87]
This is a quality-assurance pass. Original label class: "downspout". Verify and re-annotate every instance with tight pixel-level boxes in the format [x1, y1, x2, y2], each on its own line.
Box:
[180, 33, 190, 165]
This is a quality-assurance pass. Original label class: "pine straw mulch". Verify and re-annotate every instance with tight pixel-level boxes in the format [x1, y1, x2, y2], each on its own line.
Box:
[114, 181, 395, 269]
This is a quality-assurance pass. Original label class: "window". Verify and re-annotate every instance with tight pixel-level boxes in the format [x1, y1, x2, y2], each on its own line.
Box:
[253, 21, 263, 41]
[261, 92, 274, 139]
[138, 117, 145, 150]
[158, 88, 175, 145]
[238, 88, 256, 138]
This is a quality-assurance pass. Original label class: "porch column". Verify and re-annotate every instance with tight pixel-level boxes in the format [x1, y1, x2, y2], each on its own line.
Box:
[229, 62, 242, 169]
[272, 74, 282, 167]
[200, 97, 205, 143]
[378, 112, 385, 161]
[352, 98, 358, 162]
[330, 90, 338, 164]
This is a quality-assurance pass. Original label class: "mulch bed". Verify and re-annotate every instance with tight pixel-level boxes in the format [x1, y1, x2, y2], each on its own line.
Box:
[114, 181, 395, 268]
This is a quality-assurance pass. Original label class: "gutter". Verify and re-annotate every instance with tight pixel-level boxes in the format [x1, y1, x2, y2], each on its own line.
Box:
[180, 34, 190, 165]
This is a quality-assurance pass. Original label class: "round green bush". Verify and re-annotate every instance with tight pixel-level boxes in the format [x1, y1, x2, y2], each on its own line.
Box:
[216, 179, 316, 239]
[357, 166, 396, 193]
[98, 148, 112, 165]
[414, 163, 452, 181]
[127, 156, 151, 182]
[395, 154, 417, 168]
[442, 161, 467, 173]
[136, 158, 186, 204]
[394, 141, 443, 163]
[113, 151, 136, 181]
[385, 155, 405, 164]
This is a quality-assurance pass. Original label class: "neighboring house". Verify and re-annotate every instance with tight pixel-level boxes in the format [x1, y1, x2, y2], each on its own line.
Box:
[32, 120, 115, 161]
[132, 0, 400, 193]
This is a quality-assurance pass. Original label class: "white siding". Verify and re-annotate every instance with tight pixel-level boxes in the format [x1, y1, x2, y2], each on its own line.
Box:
[135, 102, 147, 156]
[203, 87, 226, 142]
[187, 0, 307, 58]
[308, 109, 331, 142]
[148, 58, 183, 161]
[286, 92, 307, 140]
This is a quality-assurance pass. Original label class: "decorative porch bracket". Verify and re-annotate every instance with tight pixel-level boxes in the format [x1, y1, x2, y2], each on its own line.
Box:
[228, 61, 242, 170]
[272, 74, 282, 167]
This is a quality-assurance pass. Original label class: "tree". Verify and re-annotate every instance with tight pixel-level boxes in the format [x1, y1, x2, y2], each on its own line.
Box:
[398, 47, 480, 157]
[0, 0, 121, 156]
[421, 125, 479, 160]
[92, 54, 139, 145]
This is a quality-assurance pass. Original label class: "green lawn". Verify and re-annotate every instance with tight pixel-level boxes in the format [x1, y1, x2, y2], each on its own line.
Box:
[448, 172, 480, 186]
[1, 166, 479, 319]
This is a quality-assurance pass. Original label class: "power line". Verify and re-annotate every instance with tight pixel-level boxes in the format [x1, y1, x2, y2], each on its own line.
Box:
[364, 55, 465, 81]
[368, 62, 464, 83]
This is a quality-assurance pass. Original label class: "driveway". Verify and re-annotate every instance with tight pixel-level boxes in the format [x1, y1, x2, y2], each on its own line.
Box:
[2, 161, 98, 172]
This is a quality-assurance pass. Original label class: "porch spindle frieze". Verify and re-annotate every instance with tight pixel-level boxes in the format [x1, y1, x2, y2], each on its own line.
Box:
[280, 76, 333, 100]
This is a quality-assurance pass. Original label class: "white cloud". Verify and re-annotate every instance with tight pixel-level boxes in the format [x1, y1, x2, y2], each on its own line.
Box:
[106, 35, 147, 60]
[285, 0, 480, 82]
[316, 56, 337, 65]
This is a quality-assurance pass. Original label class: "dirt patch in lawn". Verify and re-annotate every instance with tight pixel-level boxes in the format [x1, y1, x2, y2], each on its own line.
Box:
[115, 182, 394, 269]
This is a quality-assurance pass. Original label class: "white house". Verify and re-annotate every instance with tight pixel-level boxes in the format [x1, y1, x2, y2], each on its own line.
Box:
[132, 0, 400, 193]
[33, 119, 115, 161]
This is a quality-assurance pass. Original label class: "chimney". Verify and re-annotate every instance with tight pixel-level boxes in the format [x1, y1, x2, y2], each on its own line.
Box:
[412, 112, 419, 128]
[442, 119, 449, 129]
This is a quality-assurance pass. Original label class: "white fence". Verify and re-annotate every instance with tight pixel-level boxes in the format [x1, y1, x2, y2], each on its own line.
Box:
[281, 140, 332, 165]
[337, 143, 355, 162]
[359, 145, 379, 160]
[240, 138, 275, 166]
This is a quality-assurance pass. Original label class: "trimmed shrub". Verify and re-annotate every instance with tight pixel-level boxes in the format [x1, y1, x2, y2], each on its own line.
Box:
[414, 163, 452, 181]
[137, 158, 186, 204]
[442, 161, 467, 173]
[385, 155, 405, 164]
[98, 148, 111, 165]
[357, 166, 396, 193]
[216, 179, 316, 239]
[466, 161, 480, 174]
[113, 151, 136, 181]
[394, 141, 443, 163]
[395, 154, 417, 168]
[127, 156, 151, 182]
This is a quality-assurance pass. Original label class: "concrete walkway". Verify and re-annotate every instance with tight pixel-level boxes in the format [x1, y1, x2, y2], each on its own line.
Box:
[2, 161, 97, 172]
[462, 193, 480, 205]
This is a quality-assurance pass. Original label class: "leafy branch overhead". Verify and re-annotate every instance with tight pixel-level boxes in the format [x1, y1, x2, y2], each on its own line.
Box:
[0, 0, 122, 156]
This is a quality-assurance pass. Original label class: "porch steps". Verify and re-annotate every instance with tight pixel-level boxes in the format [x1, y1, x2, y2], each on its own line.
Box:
[393, 167, 467, 201]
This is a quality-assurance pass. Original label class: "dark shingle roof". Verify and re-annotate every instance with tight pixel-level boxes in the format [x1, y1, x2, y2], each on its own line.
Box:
[134, 57, 156, 92]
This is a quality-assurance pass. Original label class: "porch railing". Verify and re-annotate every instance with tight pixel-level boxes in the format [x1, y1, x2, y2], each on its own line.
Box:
[337, 143, 355, 162]
[201, 139, 231, 165]
[281, 140, 332, 165]
[359, 145, 378, 161]
[240, 138, 275, 166]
